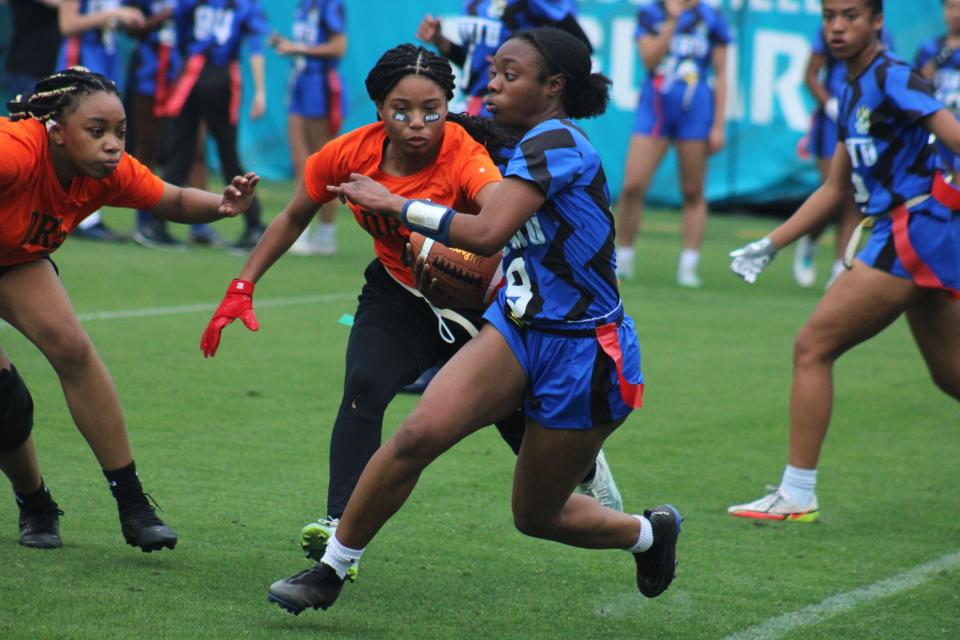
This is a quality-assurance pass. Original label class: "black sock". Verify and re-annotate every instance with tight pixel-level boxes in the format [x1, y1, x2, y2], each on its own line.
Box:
[103, 461, 146, 512]
[15, 479, 57, 512]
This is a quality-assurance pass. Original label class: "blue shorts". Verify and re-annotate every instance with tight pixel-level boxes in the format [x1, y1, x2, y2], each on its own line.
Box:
[288, 71, 329, 118]
[858, 198, 960, 297]
[633, 80, 714, 141]
[808, 111, 838, 159]
[483, 302, 644, 429]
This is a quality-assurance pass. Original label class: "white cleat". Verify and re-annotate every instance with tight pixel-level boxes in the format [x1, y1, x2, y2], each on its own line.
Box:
[728, 487, 819, 523]
[577, 449, 623, 511]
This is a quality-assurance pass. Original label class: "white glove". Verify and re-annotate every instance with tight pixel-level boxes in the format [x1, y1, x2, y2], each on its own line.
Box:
[729, 237, 777, 284]
[824, 97, 839, 122]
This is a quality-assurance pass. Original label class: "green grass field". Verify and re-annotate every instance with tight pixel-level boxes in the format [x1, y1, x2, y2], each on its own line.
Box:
[1, 181, 957, 639]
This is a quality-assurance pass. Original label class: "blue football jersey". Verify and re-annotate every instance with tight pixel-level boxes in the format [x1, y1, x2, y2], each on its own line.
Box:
[915, 36, 960, 117]
[175, 0, 267, 66]
[456, 0, 574, 99]
[499, 119, 620, 325]
[57, 0, 125, 86]
[126, 0, 178, 96]
[635, 1, 731, 90]
[290, 0, 344, 76]
[838, 52, 944, 216]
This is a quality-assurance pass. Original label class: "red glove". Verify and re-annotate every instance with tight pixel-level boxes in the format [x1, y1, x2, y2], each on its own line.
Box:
[201, 279, 259, 358]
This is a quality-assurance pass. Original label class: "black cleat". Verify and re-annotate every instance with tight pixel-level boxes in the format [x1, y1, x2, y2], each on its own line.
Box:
[19, 506, 64, 549]
[119, 498, 177, 552]
[634, 504, 682, 598]
[268, 562, 345, 614]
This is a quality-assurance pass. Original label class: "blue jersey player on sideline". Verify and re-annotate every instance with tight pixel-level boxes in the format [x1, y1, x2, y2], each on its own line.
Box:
[416, 0, 590, 117]
[270, 0, 348, 256]
[614, 0, 731, 289]
[793, 27, 894, 290]
[265, 27, 683, 615]
[727, 0, 960, 524]
[915, 0, 960, 176]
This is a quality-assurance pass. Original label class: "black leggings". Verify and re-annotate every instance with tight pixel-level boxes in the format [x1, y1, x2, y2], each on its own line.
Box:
[162, 63, 261, 229]
[326, 259, 524, 518]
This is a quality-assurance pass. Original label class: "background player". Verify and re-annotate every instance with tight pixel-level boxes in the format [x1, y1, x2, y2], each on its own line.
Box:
[614, 0, 730, 288]
[727, 0, 960, 523]
[271, 0, 348, 257]
[0, 67, 258, 551]
[915, 0, 960, 179]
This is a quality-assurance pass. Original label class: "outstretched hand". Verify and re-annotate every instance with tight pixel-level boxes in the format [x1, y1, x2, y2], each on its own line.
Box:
[219, 172, 260, 217]
[327, 173, 405, 216]
[729, 237, 778, 284]
[201, 279, 259, 358]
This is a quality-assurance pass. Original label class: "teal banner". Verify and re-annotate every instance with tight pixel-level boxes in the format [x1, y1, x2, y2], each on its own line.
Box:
[5, 1, 936, 205]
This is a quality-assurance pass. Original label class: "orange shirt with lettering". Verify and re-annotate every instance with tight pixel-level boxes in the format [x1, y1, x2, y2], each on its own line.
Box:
[0, 118, 164, 266]
[303, 121, 501, 287]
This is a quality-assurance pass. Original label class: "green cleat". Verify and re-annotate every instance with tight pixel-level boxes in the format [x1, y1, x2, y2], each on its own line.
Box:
[300, 517, 358, 581]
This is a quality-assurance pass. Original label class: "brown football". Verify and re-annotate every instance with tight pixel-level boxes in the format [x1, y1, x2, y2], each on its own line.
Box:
[407, 232, 503, 308]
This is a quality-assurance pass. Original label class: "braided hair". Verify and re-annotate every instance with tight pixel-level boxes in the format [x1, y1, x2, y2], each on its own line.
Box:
[365, 44, 517, 152]
[6, 67, 119, 123]
[508, 27, 611, 119]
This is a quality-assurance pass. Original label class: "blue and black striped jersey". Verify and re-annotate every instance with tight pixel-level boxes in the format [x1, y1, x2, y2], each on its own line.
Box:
[838, 52, 944, 216]
[499, 119, 620, 326]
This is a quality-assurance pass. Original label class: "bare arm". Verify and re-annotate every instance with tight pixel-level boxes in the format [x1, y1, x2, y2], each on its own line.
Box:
[126, 6, 173, 39]
[920, 59, 936, 82]
[59, 0, 144, 35]
[923, 108, 960, 156]
[768, 143, 853, 249]
[328, 174, 542, 258]
[148, 173, 259, 224]
[238, 183, 320, 283]
[271, 33, 346, 59]
[709, 45, 727, 153]
[805, 52, 831, 106]
[249, 53, 266, 119]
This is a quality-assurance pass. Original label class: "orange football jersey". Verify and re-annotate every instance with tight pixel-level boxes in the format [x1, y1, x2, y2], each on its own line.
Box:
[303, 121, 501, 287]
[0, 118, 164, 266]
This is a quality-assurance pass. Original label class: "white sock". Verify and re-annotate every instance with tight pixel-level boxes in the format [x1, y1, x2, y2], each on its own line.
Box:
[679, 248, 700, 273]
[779, 465, 817, 506]
[624, 514, 654, 554]
[321, 533, 364, 579]
[615, 246, 634, 277]
[78, 210, 102, 229]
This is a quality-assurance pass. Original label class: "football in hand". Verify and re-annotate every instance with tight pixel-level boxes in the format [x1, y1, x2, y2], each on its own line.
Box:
[407, 232, 503, 309]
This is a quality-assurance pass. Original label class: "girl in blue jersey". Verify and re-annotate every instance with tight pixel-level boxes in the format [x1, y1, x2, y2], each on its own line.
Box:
[727, 0, 960, 523]
[915, 0, 960, 177]
[271, 0, 347, 256]
[416, 0, 590, 118]
[58, 0, 146, 241]
[153, 0, 269, 252]
[795, 27, 894, 289]
[264, 27, 682, 615]
[615, 0, 730, 288]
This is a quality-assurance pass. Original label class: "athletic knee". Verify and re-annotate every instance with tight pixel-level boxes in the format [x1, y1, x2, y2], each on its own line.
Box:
[680, 182, 705, 205]
[39, 326, 96, 372]
[620, 174, 649, 201]
[391, 412, 446, 463]
[512, 508, 556, 539]
[793, 325, 834, 368]
[0, 366, 34, 453]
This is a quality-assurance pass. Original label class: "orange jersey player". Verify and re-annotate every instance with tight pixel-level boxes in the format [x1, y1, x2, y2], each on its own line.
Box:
[0, 66, 257, 553]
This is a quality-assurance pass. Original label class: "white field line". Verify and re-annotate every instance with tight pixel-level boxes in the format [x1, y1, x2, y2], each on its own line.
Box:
[0, 292, 357, 329]
[724, 550, 960, 640]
